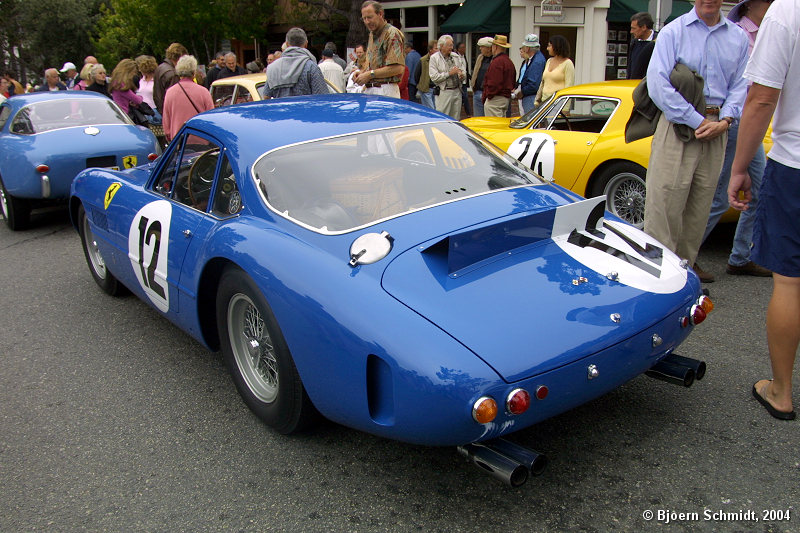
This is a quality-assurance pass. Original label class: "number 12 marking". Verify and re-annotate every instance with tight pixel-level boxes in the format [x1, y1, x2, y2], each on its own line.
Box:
[137, 216, 166, 299]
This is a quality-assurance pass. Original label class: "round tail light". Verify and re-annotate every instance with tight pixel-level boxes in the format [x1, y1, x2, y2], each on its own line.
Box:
[147, 153, 159, 161]
[698, 295, 714, 314]
[505, 389, 531, 415]
[472, 396, 498, 424]
[36, 164, 50, 173]
[690, 304, 707, 325]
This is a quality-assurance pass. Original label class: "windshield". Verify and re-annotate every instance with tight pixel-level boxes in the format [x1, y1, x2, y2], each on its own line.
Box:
[253, 122, 541, 233]
[510, 94, 555, 129]
[10, 98, 131, 135]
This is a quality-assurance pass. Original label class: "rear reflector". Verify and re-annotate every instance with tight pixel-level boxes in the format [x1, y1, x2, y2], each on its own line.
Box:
[36, 164, 49, 173]
[147, 153, 159, 161]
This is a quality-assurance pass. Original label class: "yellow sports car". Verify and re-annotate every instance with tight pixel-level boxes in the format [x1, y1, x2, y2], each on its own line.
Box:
[210, 73, 342, 108]
[463, 80, 771, 227]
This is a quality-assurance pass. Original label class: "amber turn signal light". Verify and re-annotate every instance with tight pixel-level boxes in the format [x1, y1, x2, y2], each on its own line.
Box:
[472, 396, 498, 424]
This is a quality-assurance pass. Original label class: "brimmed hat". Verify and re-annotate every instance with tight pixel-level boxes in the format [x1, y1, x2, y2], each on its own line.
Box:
[60, 62, 77, 72]
[477, 37, 494, 48]
[492, 35, 511, 48]
[728, 0, 775, 22]
[521, 34, 540, 48]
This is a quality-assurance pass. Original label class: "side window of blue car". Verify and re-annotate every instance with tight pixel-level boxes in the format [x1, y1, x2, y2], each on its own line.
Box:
[211, 154, 242, 218]
[0, 105, 11, 130]
[153, 136, 183, 197]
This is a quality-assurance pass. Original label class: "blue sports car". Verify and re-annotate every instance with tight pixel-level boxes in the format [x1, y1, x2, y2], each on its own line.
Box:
[0, 92, 161, 230]
[69, 95, 712, 486]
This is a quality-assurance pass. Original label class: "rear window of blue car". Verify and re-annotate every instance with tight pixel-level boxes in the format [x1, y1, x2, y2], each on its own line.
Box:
[253, 122, 542, 234]
[10, 98, 131, 135]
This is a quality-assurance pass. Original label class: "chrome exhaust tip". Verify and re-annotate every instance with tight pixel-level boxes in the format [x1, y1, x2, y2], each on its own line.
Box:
[458, 438, 548, 486]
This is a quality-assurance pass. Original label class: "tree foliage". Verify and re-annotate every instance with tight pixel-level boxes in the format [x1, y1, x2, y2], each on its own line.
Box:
[292, 0, 367, 49]
[92, 0, 279, 68]
[0, 0, 359, 84]
[0, 0, 101, 84]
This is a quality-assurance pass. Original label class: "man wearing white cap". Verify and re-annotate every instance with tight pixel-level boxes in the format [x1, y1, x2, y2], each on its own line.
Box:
[470, 37, 494, 117]
[512, 34, 545, 115]
[60, 62, 79, 89]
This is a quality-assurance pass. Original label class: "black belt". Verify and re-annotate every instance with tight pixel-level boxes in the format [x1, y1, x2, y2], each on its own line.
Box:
[364, 81, 397, 88]
[444, 87, 459, 90]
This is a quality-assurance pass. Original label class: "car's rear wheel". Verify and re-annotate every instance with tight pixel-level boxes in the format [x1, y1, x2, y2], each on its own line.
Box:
[78, 204, 125, 296]
[0, 175, 31, 231]
[590, 162, 647, 228]
[216, 267, 318, 434]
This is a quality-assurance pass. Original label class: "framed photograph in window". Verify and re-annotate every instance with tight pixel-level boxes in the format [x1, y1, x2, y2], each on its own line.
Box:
[618, 43, 628, 54]
[617, 69, 627, 79]
[606, 56, 615, 66]
[618, 31, 628, 42]
[608, 30, 617, 41]
[607, 43, 617, 54]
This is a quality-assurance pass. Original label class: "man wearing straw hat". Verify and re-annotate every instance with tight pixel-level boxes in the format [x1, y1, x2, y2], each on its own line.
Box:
[482, 35, 516, 117]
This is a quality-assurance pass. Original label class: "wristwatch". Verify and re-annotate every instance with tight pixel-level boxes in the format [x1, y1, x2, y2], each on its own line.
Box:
[721, 116, 734, 126]
[370, 70, 375, 78]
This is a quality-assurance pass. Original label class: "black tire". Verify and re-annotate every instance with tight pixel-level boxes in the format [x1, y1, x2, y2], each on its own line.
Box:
[0, 175, 31, 231]
[590, 162, 647, 228]
[78, 204, 126, 296]
[216, 267, 318, 434]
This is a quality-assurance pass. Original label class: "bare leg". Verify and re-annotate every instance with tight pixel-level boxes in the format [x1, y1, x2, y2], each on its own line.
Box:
[757, 273, 800, 413]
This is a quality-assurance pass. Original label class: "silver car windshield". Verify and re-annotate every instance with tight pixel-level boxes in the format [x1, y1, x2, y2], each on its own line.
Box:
[254, 122, 541, 234]
[10, 98, 131, 135]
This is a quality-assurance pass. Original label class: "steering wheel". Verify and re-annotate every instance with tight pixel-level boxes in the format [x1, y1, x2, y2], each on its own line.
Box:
[558, 110, 572, 131]
[216, 95, 234, 108]
[187, 149, 219, 206]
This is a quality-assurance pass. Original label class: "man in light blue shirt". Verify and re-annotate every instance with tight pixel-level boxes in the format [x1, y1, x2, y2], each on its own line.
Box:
[643, 0, 749, 271]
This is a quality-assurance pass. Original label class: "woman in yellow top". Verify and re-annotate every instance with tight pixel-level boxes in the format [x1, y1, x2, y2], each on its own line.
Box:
[535, 35, 575, 106]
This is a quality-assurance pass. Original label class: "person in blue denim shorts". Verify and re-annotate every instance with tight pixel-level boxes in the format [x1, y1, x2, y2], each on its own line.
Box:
[728, 0, 800, 421]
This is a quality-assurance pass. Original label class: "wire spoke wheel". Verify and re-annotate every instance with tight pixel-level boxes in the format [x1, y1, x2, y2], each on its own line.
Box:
[228, 293, 279, 403]
[82, 212, 107, 279]
[606, 172, 646, 228]
[591, 163, 647, 229]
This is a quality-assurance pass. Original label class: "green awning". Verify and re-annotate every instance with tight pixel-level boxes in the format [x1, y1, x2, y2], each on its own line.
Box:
[607, 0, 694, 24]
[440, 0, 510, 33]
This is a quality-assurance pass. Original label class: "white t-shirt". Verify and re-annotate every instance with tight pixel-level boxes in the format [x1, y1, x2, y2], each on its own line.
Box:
[745, 0, 800, 168]
[319, 59, 345, 93]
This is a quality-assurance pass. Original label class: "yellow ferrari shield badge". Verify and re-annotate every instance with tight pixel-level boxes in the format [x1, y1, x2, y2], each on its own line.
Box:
[122, 155, 138, 169]
[104, 182, 122, 209]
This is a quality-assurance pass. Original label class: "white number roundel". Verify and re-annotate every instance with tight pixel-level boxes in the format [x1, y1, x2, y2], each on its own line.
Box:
[128, 200, 172, 312]
[507, 133, 556, 180]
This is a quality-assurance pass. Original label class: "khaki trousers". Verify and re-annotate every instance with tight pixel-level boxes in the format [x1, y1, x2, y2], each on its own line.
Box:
[435, 87, 462, 119]
[644, 114, 727, 265]
[484, 96, 510, 117]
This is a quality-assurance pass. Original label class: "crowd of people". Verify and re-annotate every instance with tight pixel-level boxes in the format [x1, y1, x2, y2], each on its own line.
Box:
[1, 0, 798, 419]
[1, 0, 574, 126]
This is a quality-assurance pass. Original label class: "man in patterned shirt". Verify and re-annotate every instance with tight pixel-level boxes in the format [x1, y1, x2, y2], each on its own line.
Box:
[354, 1, 405, 98]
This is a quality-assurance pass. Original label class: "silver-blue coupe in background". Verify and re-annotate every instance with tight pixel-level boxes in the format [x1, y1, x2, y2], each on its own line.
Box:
[0, 92, 160, 230]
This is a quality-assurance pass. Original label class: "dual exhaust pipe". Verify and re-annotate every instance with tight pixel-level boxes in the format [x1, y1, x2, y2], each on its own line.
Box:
[460, 354, 705, 486]
[646, 353, 706, 387]
[457, 438, 547, 487]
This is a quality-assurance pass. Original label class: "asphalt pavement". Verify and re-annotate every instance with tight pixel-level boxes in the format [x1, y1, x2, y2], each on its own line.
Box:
[1, 209, 798, 532]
